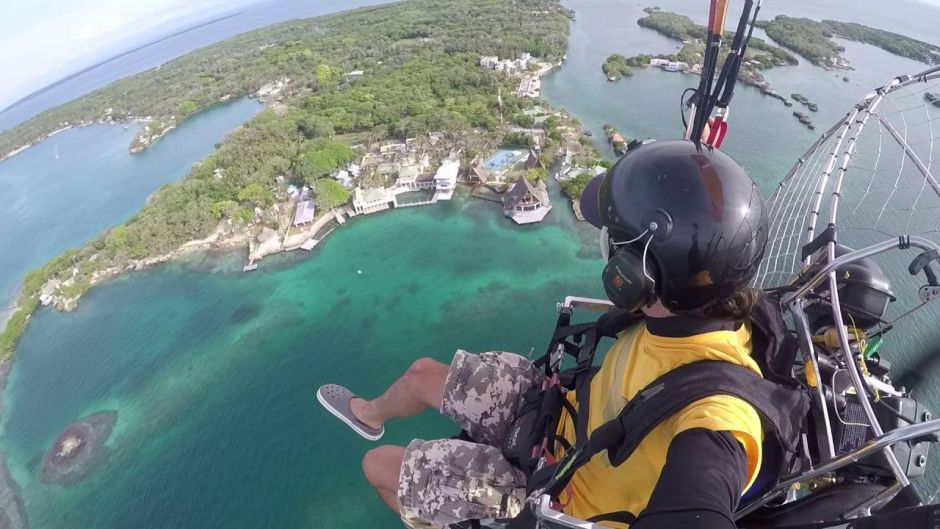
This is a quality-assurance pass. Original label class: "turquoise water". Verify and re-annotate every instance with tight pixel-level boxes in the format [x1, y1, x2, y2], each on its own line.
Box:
[0, 98, 262, 319]
[3, 191, 604, 528]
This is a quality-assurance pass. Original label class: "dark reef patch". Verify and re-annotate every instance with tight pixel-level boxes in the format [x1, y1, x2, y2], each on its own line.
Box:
[230, 304, 260, 324]
[40, 411, 118, 487]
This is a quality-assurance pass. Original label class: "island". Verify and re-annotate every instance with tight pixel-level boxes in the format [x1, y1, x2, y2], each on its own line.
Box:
[602, 54, 649, 80]
[603, 124, 629, 154]
[41, 411, 118, 487]
[755, 16, 940, 68]
[0, 0, 607, 358]
[613, 9, 796, 98]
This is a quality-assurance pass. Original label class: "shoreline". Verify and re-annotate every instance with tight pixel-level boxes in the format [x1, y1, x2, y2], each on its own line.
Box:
[0, 93, 266, 165]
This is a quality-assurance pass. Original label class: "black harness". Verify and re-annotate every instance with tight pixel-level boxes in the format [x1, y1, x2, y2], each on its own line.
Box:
[500, 296, 811, 526]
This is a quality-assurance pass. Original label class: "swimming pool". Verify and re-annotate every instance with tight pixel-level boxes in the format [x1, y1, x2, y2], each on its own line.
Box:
[485, 149, 527, 171]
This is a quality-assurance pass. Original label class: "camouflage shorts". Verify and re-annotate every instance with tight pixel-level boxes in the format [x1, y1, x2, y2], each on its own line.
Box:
[398, 351, 545, 528]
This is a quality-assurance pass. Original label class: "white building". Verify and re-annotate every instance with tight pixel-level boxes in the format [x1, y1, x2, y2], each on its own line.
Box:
[434, 159, 459, 191]
[334, 169, 354, 188]
[480, 56, 499, 69]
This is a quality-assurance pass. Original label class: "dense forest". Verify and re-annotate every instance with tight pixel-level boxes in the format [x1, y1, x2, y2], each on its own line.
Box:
[0, 0, 572, 357]
[0, 0, 568, 157]
[756, 16, 940, 67]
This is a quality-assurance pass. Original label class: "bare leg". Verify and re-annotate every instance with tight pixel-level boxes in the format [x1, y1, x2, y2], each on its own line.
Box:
[362, 445, 406, 513]
[350, 357, 449, 429]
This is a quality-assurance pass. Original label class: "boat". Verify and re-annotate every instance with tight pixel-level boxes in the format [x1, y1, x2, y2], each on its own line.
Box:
[663, 61, 681, 72]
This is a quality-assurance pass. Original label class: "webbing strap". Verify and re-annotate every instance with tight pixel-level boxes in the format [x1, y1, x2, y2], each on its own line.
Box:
[537, 361, 810, 500]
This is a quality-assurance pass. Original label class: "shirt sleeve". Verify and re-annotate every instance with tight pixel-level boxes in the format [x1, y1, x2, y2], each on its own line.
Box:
[672, 394, 763, 491]
[632, 428, 747, 529]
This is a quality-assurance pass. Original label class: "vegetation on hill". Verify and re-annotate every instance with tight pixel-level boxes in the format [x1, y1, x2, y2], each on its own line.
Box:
[822, 20, 940, 65]
[637, 9, 797, 67]
[634, 9, 795, 86]
[755, 16, 845, 67]
[601, 54, 634, 78]
[756, 16, 940, 67]
[602, 54, 653, 78]
[0, 0, 572, 358]
[0, 0, 569, 158]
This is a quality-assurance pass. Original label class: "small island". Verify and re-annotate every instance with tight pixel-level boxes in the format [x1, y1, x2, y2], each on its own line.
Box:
[756, 16, 940, 69]
[925, 92, 940, 108]
[626, 9, 796, 99]
[603, 124, 628, 154]
[41, 411, 118, 487]
[601, 53, 650, 81]
[791, 93, 818, 112]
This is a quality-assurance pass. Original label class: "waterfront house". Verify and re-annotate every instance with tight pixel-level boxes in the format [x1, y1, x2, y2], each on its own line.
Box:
[432, 158, 460, 201]
[397, 155, 433, 190]
[434, 159, 459, 191]
[524, 148, 543, 170]
[353, 187, 394, 215]
[468, 155, 491, 184]
[293, 200, 316, 226]
[39, 279, 62, 306]
[502, 175, 552, 224]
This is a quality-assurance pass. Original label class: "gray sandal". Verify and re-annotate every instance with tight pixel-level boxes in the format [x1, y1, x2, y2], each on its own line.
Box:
[317, 384, 384, 441]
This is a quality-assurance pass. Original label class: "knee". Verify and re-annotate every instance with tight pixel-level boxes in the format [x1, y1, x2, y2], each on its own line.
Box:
[362, 445, 400, 487]
[405, 357, 441, 384]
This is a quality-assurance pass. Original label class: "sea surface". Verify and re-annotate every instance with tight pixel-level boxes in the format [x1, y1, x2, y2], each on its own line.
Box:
[0, 97, 262, 321]
[3, 0, 940, 527]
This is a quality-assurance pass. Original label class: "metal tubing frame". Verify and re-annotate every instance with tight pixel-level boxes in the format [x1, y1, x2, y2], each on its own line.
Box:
[737, 418, 940, 520]
[790, 300, 837, 460]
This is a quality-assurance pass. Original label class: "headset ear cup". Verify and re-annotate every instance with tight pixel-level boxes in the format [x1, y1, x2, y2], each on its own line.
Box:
[602, 248, 656, 312]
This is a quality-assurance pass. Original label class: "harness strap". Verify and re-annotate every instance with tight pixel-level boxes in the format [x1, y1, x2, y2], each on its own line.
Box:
[534, 361, 810, 502]
[587, 511, 637, 525]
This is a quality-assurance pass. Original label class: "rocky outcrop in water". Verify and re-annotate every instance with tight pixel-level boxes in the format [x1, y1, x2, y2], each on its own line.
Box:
[40, 411, 117, 487]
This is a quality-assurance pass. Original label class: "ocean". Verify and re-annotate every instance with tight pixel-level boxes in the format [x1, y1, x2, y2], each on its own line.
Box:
[0, 97, 262, 322]
[2, 0, 940, 527]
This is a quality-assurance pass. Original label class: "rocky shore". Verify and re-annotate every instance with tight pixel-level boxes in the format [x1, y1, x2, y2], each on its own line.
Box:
[41, 411, 118, 487]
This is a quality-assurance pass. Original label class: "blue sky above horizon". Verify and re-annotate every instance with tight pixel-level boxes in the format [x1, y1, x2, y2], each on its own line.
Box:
[0, 0, 264, 111]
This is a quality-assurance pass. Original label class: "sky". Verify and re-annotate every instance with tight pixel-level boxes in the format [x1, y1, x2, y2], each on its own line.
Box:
[0, 0, 262, 111]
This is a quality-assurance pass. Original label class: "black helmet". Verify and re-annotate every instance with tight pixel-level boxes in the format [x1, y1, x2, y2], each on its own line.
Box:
[580, 140, 768, 312]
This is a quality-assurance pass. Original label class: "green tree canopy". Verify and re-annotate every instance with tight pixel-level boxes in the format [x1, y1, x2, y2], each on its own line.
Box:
[561, 173, 593, 199]
[525, 167, 547, 183]
[236, 182, 274, 207]
[313, 178, 352, 210]
[295, 140, 356, 184]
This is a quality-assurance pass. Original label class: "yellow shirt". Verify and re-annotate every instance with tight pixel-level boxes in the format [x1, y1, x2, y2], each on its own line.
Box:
[556, 321, 764, 526]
